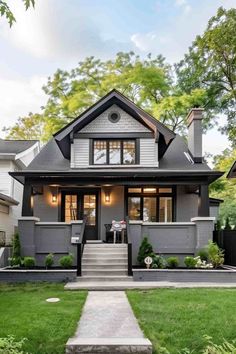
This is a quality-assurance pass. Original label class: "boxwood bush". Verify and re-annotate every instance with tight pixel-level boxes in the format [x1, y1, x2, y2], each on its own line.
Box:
[59, 254, 74, 269]
[23, 257, 35, 269]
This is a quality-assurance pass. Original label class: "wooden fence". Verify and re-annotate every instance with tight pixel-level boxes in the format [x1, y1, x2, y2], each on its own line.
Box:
[213, 230, 236, 266]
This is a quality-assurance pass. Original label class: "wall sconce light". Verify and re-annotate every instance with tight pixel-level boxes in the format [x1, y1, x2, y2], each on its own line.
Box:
[52, 193, 57, 203]
[105, 190, 111, 204]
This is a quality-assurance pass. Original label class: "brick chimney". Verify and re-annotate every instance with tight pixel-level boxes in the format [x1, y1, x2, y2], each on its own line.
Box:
[187, 108, 204, 163]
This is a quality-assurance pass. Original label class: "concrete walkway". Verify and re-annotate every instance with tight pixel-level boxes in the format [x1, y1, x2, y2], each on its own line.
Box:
[66, 291, 152, 353]
[65, 280, 236, 291]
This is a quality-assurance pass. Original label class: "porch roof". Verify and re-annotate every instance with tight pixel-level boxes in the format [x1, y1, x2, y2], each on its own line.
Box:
[10, 169, 223, 185]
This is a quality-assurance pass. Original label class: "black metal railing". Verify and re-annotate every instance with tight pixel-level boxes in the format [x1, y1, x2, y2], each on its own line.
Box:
[126, 216, 133, 276]
[77, 216, 87, 276]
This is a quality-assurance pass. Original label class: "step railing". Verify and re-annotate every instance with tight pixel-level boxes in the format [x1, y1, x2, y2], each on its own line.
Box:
[126, 216, 133, 276]
[77, 216, 87, 276]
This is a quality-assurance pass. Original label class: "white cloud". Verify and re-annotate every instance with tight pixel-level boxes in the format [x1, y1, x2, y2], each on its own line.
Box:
[0, 76, 47, 136]
[131, 32, 170, 53]
[131, 0, 236, 63]
[0, 0, 130, 60]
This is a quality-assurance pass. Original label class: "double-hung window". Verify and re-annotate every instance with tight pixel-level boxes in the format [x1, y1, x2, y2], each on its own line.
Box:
[93, 140, 136, 165]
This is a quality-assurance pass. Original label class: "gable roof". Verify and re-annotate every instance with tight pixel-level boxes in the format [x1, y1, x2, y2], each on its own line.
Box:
[53, 89, 176, 159]
[227, 160, 236, 179]
[0, 139, 38, 154]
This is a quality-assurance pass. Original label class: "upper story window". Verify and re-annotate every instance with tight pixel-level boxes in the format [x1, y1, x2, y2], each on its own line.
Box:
[93, 140, 136, 165]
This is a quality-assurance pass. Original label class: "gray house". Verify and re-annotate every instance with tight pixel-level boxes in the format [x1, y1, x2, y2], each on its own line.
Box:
[11, 90, 222, 277]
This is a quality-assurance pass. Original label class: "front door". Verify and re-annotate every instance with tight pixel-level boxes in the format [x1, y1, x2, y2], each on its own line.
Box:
[61, 190, 98, 240]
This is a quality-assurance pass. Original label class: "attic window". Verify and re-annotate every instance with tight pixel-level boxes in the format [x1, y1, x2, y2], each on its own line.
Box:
[184, 152, 194, 164]
[108, 111, 120, 123]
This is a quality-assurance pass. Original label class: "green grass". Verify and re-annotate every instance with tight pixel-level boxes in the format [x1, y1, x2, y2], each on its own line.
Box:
[0, 283, 87, 354]
[127, 288, 236, 354]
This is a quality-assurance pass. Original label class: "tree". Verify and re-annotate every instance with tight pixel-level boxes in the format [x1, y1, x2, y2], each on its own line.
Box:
[5, 52, 208, 141]
[0, 0, 35, 27]
[3, 113, 45, 142]
[210, 148, 236, 226]
[176, 7, 236, 144]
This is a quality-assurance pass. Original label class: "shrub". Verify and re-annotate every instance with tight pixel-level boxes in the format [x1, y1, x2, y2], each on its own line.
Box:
[197, 249, 209, 262]
[0, 335, 29, 354]
[207, 241, 224, 268]
[59, 254, 74, 268]
[23, 257, 35, 269]
[184, 256, 197, 269]
[152, 255, 166, 269]
[8, 257, 21, 267]
[45, 253, 54, 269]
[137, 236, 153, 265]
[166, 257, 179, 268]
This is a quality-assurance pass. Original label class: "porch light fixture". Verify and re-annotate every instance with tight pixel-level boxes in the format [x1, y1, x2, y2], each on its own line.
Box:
[105, 190, 111, 204]
[52, 194, 57, 203]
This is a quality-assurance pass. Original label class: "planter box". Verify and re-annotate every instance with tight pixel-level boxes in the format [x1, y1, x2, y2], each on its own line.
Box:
[0, 269, 77, 283]
[133, 268, 236, 283]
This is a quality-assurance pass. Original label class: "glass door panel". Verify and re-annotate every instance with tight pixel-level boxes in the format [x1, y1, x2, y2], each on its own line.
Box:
[128, 197, 141, 220]
[143, 197, 156, 222]
[65, 195, 77, 222]
[83, 195, 96, 226]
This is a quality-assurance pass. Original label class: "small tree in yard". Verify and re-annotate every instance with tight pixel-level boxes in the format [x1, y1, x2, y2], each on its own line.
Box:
[137, 236, 153, 266]
[9, 233, 21, 266]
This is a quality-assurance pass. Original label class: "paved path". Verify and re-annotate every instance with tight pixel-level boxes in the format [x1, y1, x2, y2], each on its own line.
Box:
[65, 280, 236, 291]
[66, 291, 152, 353]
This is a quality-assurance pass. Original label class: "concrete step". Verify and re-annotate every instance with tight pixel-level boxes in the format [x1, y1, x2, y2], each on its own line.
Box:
[82, 269, 127, 276]
[82, 263, 127, 270]
[78, 275, 132, 282]
[83, 249, 128, 254]
[82, 258, 128, 264]
[83, 252, 127, 258]
[66, 337, 152, 354]
[84, 244, 127, 248]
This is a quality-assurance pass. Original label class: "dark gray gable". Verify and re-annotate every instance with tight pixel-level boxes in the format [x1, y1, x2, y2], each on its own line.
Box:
[53, 89, 176, 159]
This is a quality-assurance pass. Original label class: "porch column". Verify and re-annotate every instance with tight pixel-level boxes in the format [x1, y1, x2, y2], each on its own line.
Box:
[198, 184, 209, 217]
[22, 182, 33, 216]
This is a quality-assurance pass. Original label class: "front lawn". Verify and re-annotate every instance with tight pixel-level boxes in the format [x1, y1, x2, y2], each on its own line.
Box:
[0, 283, 87, 354]
[127, 288, 236, 354]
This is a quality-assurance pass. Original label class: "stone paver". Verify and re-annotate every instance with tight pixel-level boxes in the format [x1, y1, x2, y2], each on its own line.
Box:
[66, 291, 152, 353]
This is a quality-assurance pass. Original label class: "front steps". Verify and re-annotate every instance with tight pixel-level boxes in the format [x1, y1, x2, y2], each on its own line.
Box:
[80, 243, 132, 282]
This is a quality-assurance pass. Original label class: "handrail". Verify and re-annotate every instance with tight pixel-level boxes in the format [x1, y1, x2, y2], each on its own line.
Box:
[125, 216, 133, 276]
[77, 216, 87, 277]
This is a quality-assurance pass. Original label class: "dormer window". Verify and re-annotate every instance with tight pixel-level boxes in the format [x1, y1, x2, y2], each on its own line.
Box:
[93, 139, 137, 165]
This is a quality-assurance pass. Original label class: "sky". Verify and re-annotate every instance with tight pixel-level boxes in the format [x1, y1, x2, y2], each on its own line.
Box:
[0, 0, 235, 158]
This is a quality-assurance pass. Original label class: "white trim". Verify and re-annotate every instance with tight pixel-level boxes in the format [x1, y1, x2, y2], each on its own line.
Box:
[19, 217, 40, 222]
[129, 220, 195, 226]
[35, 220, 83, 225]
[191, 217, 215, 222]
[15, 142, 40, 161]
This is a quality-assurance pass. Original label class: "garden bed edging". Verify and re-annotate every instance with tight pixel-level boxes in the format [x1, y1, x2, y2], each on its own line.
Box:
[0, 269, 77, 283]
[133, 268, 236, 283]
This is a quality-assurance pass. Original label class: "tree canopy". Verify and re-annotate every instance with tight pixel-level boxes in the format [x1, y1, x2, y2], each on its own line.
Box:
[176, 7, 236, 144]
[0, 0, 34, 27]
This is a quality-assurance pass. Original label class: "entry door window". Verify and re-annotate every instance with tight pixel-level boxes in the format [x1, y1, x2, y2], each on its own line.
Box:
[65, 195, 77, 222]
[83, 195, 96, 225]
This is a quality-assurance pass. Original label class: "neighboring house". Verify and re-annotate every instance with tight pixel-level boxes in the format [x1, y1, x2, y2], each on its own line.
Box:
[0, 139, 40, 244]
[11, 90, 223, 272]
